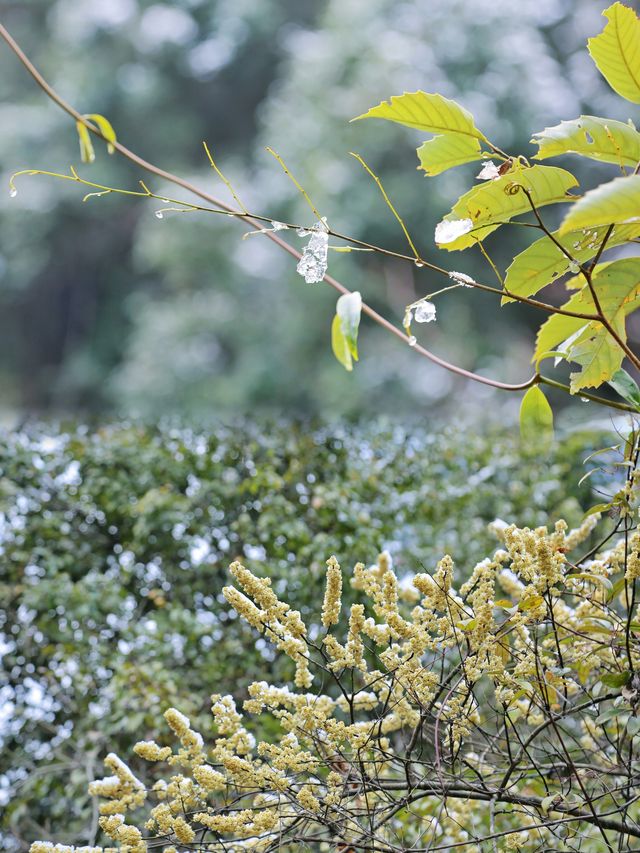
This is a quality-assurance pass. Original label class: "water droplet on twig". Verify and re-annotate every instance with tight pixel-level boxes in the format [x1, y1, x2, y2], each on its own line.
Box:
[9, 188, 17, 198]
[408, 336, 417, 347]
[155, 211, 164, 220]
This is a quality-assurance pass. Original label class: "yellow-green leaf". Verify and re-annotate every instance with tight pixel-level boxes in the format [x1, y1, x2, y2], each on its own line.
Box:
[588, 2, 640, 104]
[437, 164, 578, 251]
[608, 368, 640, 409]
[335, 291, 362, 360]
[568, 323, 625, 392]
[353, 91, 486, 139]
[559, 174, 640, 234]
[531, 115, 640, 168]
[520, 386, 554, 450]
[417, 134, 483, 177]
[534, 260, 640, 377]
[86, 113, 117, 154]
[76, 121, 95, 164]
[564, 259, 640, 391]
[332, 313, 353, 371]
[503, 222, 640, 303]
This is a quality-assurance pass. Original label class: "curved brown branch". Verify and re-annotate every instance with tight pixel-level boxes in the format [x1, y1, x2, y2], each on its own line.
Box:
[0, 21, 632, 402]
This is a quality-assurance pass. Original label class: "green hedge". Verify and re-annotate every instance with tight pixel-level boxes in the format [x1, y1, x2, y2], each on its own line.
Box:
[0, 421, 605, 849]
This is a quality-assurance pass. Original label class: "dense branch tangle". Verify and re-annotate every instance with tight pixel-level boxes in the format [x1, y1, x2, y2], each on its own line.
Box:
[26, 486, 640, 853]
[2, 17, 640, 415]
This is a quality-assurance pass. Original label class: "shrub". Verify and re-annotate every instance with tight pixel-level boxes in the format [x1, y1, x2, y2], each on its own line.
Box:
[0, 420, 602, 848]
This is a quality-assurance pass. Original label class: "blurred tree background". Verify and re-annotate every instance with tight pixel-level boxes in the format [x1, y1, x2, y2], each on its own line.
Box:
[0, 420, 609, 847]
[0, 0, 633, 422]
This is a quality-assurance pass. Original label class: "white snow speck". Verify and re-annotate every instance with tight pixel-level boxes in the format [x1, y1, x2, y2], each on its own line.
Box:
[414, 300, 437, 323]
[435, 218, 473, 245]
[296, 219, 329, 283]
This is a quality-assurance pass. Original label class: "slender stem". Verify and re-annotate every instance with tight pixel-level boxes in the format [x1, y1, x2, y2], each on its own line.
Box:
[538, 376, 638, 414]
[0, 22, 633, 404]
[519, 185, 640, 373]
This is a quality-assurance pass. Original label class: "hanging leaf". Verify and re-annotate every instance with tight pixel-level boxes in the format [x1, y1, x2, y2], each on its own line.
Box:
[85, 113, 117, 155]
[559, 174, 640, 234]
[353, 92, 486, 139]
[608, 368, 640, 409]
[534, 259, 640, 374]
[531, 115, 640, 168]
[331, 314, 353, 371]
[417, 134, 483, 177]
[588, 2, 640, 104]
[436, 165, 578, 251]
[336, 291, 362, 360]
[503, 222, 640, 303]
[76, 121, 95, 164]
[569, 325, 625, 393]
[519, 386, 554, 450]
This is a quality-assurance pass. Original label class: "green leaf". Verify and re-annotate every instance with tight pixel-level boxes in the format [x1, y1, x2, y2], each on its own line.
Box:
[503, 222, 640, 303]
[85, 113, 117, 155]
[569, 326, 625, 393]
[332, 314, 353, 371]
[437, 165, 578, 251]
[566, 572, 613, 590]
[559, 174, 640, 235]
[76, 121, 95, 164]
[583, 502, 612, 518]
[335, 291, 362, 360]
[532, 115, 640, 167]
[600, 671, 632, 688]
[353, 91, 486, 139]
[588, 2, 640, 104]
[595, 707, 625, 724]
[566, 259, 640, 391]
[519, 386, 554, 451]
[627, 716, 640, 736]
[417, 134, 483, 177]
[534, 259, 640, 376]
[608, 368, 640, 409]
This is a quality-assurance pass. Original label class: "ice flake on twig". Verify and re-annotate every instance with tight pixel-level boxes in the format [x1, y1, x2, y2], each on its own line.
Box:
[242, 220, 290, 240]
[435, 218, 473, 245]
[448, 271, 475, 287]
[476, 161, 501, 181]
[414, 299, 437, 323]
[554, 326, 587, 366]
[296, 218, 329, 283]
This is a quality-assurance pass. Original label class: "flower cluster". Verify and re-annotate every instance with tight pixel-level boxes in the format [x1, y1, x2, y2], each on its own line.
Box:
[31, 511, 640, 853]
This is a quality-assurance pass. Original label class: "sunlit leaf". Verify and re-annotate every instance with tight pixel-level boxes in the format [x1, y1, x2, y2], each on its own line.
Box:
[332, 314, 353, 371]
[86, 113, 117, 155]
[566, 259, 640, 390]
[417, 134, 483, 176]
[519, 386, 554, 450]
[588, 2, 640, 104]
[335, 291, 362, 360]
[76, 121, 95, 164]
[566, 572, 613, 590]
[353, 91, 486, 139]
[534, 304, 589, 363]
[608, 368, 640, 409]
[600, 671, 632, 687]
[503, 222, 640, 303]
[559, 175, 640, 234]
[437, 165, 578, 251]
[531, 115, 640, 167]
[568, 324, 625, 392]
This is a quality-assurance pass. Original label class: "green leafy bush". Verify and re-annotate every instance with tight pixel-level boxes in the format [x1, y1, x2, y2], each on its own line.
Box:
[0, 420, 603, 848]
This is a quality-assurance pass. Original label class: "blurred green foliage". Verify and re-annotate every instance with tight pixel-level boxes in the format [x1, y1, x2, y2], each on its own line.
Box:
[0, 0, 627, 420]
[0, 419, 607, 849]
